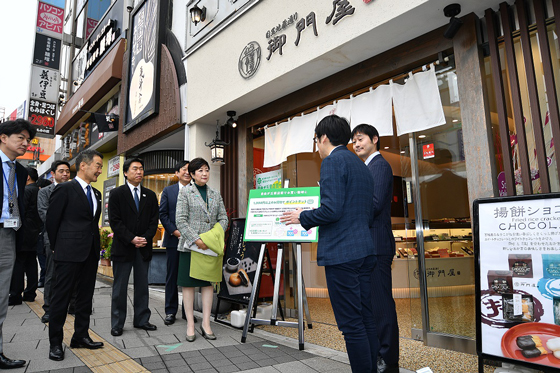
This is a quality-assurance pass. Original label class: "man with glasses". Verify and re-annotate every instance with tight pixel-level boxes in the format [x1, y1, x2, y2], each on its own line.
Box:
[37, 160, 71, 323]
[0, 119, 35, 369]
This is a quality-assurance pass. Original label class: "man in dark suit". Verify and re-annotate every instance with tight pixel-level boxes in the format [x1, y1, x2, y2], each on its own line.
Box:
[46, 149, 105, 361]
[9, 166, 42, 305]
[281, 115, 378, 372]
[37, 160, 71, 323]
[159, 160, 191, 325]
[108, 157, 159, 336]
[0, 119, 35, 369]
[352, 124, 399, 373]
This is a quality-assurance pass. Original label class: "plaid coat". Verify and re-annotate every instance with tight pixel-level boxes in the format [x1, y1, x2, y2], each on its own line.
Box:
[176, 183, 228, 252]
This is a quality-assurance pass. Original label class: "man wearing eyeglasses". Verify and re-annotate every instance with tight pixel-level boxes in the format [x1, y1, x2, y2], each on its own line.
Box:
[281, 115, 378, 373]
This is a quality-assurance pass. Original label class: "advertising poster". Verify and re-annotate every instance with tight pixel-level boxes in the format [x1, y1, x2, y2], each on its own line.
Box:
[475, 193, 560, 370]
[36, 2, 64, 39]
[255, 169, 282, 189]
[29, 66, 59, 102]
[125, 0, 163, 131]
[28, 99, 56, 137]
[244, 187, 320, 243]
[102, 178, 118, 227]
[33, 33, 61, 70]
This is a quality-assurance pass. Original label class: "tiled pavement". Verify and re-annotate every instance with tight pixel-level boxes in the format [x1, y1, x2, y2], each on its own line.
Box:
[2, 276, 356, 373]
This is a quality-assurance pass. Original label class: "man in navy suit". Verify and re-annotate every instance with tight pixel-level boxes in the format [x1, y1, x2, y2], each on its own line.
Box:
[0, 119, 35, 369]
[159, 160, 191, 325]
[281, 115, 378, 372]
[352, 124, 399, 373]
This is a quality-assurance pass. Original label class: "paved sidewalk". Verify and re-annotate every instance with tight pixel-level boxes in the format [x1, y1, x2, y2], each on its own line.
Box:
[2, 276, 363, 373]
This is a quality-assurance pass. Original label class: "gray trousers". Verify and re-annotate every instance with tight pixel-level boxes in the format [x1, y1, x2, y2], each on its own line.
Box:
[111, 251, 151, 329]
[0, 229, 16, 353]
[42, 245, 54, 312]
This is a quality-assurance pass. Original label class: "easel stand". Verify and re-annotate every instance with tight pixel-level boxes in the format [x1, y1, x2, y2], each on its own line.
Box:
[241, 243, 313, 350]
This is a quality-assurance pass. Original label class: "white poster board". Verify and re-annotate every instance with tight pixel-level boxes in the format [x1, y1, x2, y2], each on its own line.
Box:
[475, 193, 560, 371]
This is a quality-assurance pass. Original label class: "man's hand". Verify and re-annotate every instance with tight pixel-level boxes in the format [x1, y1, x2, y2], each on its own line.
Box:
[173, 230, 181, 238]
[195, 238, 208, 250]
[132, 236, 147, 248]
[280, 208, 303, 225]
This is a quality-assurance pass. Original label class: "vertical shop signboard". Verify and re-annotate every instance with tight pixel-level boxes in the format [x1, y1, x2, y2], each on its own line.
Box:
[124, 0, 165, 132]
[102, 178, 118, 227]
[475, 193, 560, 371]
[27, 0, 63, 139]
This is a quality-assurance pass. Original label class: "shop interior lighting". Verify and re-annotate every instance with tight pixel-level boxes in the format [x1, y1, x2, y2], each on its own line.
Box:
[418, 135, 427, 139]
[384, 146, 389, 149]
[443, 4, 463, 39]
[190, 4, 206, 25]
[226, 111, 238, 128]
[452, 119, 459, 122]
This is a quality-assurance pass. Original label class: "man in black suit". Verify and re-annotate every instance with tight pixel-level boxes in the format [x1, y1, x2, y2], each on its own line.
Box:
[9, 166, 42, 305]
[352, 124, 399, 373]
[159, 160, 190, 325]
[46, 149, 105, 361]
[108, 158, 159, 336]
[0, 119, 35, 369]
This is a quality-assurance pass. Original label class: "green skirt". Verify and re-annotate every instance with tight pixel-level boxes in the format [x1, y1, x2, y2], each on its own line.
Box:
[177, 251, 212, 287]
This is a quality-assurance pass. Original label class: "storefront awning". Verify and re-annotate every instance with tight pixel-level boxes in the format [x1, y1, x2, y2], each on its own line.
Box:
[55, 39, 126, 136]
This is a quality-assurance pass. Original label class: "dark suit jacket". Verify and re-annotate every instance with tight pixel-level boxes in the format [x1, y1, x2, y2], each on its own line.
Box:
[0, 161, 28, 251]
[368, 154, 396, 257]
[46, 179, 102, 262]
[159, 183, 180, 248]
[299, 146, 375, 266]
[22, 182, 42, 251]
[108, 184, 159, 262]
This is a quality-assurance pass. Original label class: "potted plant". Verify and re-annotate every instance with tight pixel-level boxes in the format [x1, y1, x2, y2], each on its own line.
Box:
[100, 229, 113, 266]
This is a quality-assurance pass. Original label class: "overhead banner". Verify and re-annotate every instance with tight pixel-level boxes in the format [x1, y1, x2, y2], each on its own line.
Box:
[29, 66, 60, 103]
[475, 193, 560, 371]
[244, 187, 320, 243]
[36, 2, 64, 38]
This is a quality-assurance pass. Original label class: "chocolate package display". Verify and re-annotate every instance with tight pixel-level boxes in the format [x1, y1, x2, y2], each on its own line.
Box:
[488, 270, 513, 294]
[502, 293, 534, 323]
[508, 254, 533, 278]
[542, 254, 560, 279]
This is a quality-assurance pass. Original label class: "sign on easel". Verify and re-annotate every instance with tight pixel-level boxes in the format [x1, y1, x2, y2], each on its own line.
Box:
[244, 187, 320, 242]
[474, 193, 560, 372]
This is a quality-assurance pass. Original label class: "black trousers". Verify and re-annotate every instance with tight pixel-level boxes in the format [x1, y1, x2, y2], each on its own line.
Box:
[48, 248, 98, 347]
[9, 250, 38, 303]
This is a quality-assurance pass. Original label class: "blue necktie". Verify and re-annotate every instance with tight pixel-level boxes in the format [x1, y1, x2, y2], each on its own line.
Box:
[134, 187, 140, 211]
[86, 185, 94, 214]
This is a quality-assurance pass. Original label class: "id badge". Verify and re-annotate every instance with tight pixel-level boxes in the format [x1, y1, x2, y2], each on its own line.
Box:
[4, 218, 19, 228]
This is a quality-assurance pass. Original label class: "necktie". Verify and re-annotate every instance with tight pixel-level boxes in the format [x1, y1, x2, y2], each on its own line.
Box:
[86, 185, 94, 214]
[134, 187, 140, 211]
[7, 162, 20, 230]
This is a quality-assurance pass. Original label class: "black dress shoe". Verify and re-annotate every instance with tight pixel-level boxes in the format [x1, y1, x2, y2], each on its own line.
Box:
[164, 314, 176, 325]
[111, 328, 123, 336]
[7, 300, 21, 306]
[70, 336, 104, 349]
[134, 322, 157, 331]
[0, 353, 25, 369]
[49, 346, 64, 361]
[41, 313, 49, 323]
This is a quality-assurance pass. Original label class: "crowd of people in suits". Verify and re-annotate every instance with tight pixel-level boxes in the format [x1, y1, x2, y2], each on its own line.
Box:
[0, 115, 399, 373]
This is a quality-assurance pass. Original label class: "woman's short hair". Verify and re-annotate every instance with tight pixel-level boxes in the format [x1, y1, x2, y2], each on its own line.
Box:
[188, 157, 210, 176]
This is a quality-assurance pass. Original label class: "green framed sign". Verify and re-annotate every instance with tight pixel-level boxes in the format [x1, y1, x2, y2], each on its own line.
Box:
[244, 187, 320, 242]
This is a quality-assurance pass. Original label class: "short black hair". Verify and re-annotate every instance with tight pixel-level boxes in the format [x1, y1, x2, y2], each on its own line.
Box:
[37, 177, 52, 188]
[123, 157, 144, 179]
[315, 115, 351, 147]
[0, 119, 37, 139]
[51, 160, 70, 174]
[174, 160, 190, 173]
[351, 123, 381, 150]
[26, 167, 38, 182]
[76, 149, 103, 169]
[188, 157, 209, 176]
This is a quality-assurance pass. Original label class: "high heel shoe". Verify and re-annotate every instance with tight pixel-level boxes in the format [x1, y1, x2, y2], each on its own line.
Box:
[200, 326, 216, 340]
[186, 334, 196, 342]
